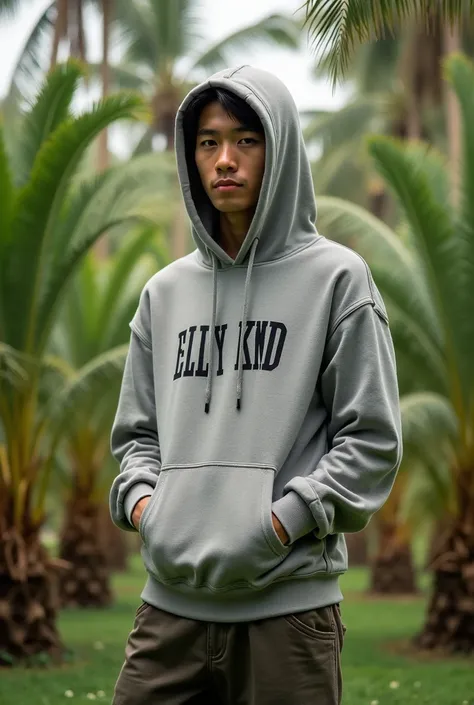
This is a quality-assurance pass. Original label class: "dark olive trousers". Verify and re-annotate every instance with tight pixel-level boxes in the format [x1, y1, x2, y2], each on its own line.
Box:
[112, 600, 346, 705]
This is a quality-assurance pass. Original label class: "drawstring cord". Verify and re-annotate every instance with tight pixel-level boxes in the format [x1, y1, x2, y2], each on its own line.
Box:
[204, 252, 219, 414]
[237, 238, 259, 410]
[204, 238, 260, 414]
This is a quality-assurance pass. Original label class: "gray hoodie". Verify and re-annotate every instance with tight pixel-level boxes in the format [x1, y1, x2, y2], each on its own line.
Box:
[109, 65, 402, 622]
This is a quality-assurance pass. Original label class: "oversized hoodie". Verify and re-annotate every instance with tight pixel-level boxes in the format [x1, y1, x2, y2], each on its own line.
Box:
[109, 65, 402, 622]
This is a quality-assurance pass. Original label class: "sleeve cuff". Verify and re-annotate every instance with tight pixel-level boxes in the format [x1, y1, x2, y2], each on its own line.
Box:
[123, 483, 154, 529]
[271, 490, 318, 545]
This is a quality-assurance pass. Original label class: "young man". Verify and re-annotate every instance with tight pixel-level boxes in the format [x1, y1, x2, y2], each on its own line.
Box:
[109, 65, 402, 705]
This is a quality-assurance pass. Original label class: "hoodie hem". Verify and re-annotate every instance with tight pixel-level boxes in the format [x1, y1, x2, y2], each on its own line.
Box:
[140, 573, 343, 623]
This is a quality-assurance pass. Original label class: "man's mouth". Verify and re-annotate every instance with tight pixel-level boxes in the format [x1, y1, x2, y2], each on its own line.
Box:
[215, 184, 241, 192]
[213, 179, 243, 192]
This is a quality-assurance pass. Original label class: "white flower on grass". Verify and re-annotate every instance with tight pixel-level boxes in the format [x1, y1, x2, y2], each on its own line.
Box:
[389, 680, 400, 689]
[86, 694, 97, 700]
[96, 692, 105, 699]
[64, 691, 74, 698]
[370, 700, 379, 705]
[93, 641, 104, 650]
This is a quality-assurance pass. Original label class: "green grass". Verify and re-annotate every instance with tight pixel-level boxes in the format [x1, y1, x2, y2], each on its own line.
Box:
[0, 557, 473, 705]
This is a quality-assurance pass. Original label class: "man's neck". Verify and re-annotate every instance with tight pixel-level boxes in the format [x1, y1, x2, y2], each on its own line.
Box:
[218, 209, 255, 260]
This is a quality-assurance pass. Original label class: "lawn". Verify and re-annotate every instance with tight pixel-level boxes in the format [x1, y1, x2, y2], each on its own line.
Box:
[1, 555, 473, 705]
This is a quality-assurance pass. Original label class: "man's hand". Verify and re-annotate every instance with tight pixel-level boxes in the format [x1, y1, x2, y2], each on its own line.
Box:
[272, 512, 289, 546]
[132, 496, 151, 530]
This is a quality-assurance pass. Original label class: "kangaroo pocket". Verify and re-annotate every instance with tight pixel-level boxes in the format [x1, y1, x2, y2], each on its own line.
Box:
[139, 464, 291, 591]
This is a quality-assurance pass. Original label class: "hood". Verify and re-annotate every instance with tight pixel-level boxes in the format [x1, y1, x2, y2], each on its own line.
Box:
[175, 64, 318, 266]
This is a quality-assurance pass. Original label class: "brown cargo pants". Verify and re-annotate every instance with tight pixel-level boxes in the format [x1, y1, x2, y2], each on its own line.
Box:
[112, 600, 346, 705]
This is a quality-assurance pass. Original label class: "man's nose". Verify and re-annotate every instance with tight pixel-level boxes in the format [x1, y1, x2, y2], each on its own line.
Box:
[215, 143, 237, 172]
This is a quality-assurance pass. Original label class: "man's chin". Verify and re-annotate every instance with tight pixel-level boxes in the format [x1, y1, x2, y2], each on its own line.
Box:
[211, 200, 251, 214]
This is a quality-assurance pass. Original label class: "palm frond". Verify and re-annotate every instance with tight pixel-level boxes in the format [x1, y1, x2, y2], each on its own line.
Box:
[132, 125, 154, 156]
[312, 139, 371, 201]
[0, 343, 30, 388]
[444, 53, 474, 396]
[5, 2, 55, 101]
[3, 92, 145, 354]
[300, 0, 473, 85]
[304, 94, 385, 145]
[0, 0, 23, 17]
[316, 195, 442, 351]
[60, 254, 100, 367]
[368, 136, 467, 412]
[14, 61, 83, 188]
[177, 0, 207, 59]
[50, 345, 129, 437]
[400, 457, 454, 532]
[87, 61, 151, 92]
[399, 391, 458, 509]
[100, 255, 158, 351]
[0, 123, 14, 336]
[152, 0, 203, 70]
[384, 303, 447, 395]
[190, 13, 301, 74]
[115, 0, 158, 69]
[96, 226, 156, 350]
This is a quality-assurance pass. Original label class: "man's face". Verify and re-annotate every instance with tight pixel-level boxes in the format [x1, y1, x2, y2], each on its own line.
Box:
[194, 101, 266, 215]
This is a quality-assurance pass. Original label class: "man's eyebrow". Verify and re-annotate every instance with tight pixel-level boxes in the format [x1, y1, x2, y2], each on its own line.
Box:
[196, 125, 259, 137]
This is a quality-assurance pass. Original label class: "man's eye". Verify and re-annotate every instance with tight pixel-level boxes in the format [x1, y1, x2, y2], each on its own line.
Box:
[200, 139, 216, 147]
[240, 138, 257, 145]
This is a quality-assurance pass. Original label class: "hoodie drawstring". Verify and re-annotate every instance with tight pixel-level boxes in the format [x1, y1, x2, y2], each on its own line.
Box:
[204, 238, 260, 414]
[204, 252, 219, 414]
[236, 238, 259, 410]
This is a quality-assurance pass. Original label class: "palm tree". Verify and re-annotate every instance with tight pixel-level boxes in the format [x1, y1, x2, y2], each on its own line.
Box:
[50, 223, 170, 607]
[0, 61, 149, 664]
[0, 0, 25, 16]
[7, 0, 301, 258]
[315, 53, 474, 653]
[303, 33, 449, 213]
[304, 13, 474, 213]
[301, 0, 469, 84]
[91, 0, 302, 152]
[5, 0, 115, 177]
[302, 0, 465, 200]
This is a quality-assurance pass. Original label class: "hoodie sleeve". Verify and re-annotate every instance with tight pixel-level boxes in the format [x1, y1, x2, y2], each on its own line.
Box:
[109, 325, 161, 532]
[271, 296, 402, 545]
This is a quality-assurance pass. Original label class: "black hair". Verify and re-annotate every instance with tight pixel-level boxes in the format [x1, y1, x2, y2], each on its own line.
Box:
[182, 87, 264, 227]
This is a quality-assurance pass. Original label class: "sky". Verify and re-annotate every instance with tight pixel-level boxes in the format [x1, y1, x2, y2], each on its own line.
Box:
[0, 0, 348, 110]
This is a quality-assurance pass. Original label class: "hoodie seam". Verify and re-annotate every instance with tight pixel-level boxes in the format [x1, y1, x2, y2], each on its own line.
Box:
[328, 298, 374, 339]
[195, 237, 324, 271]
[225, 65, 250, 78]
[220, 70, 275, 134]
[130, 321, 152, 350]
[161, 461, 276, 471]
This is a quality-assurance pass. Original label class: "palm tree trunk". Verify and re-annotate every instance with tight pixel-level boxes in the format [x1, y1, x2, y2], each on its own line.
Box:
[98, 502, 129, 573]
[369, 517, 418, 595]
[69, 0, 86, 62]
[50, 0, 68, 70]
[95, 0, 112, 260]
[345, 529, 369, 567]
[0, 517, 64, 665]
[442, 20, 462, 204]
[97, 0, 111, 172]
[59, 493, 113, 608]
[416, 474, 474, 654]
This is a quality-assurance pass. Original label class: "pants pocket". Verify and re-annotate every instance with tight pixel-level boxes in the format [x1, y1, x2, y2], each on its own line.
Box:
[140, 464, 291, 591]
[283, 604, 337, 639]
[135, 601, 151, 618]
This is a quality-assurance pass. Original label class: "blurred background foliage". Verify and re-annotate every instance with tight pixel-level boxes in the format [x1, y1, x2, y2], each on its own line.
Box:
[1, 0, 474, 677]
